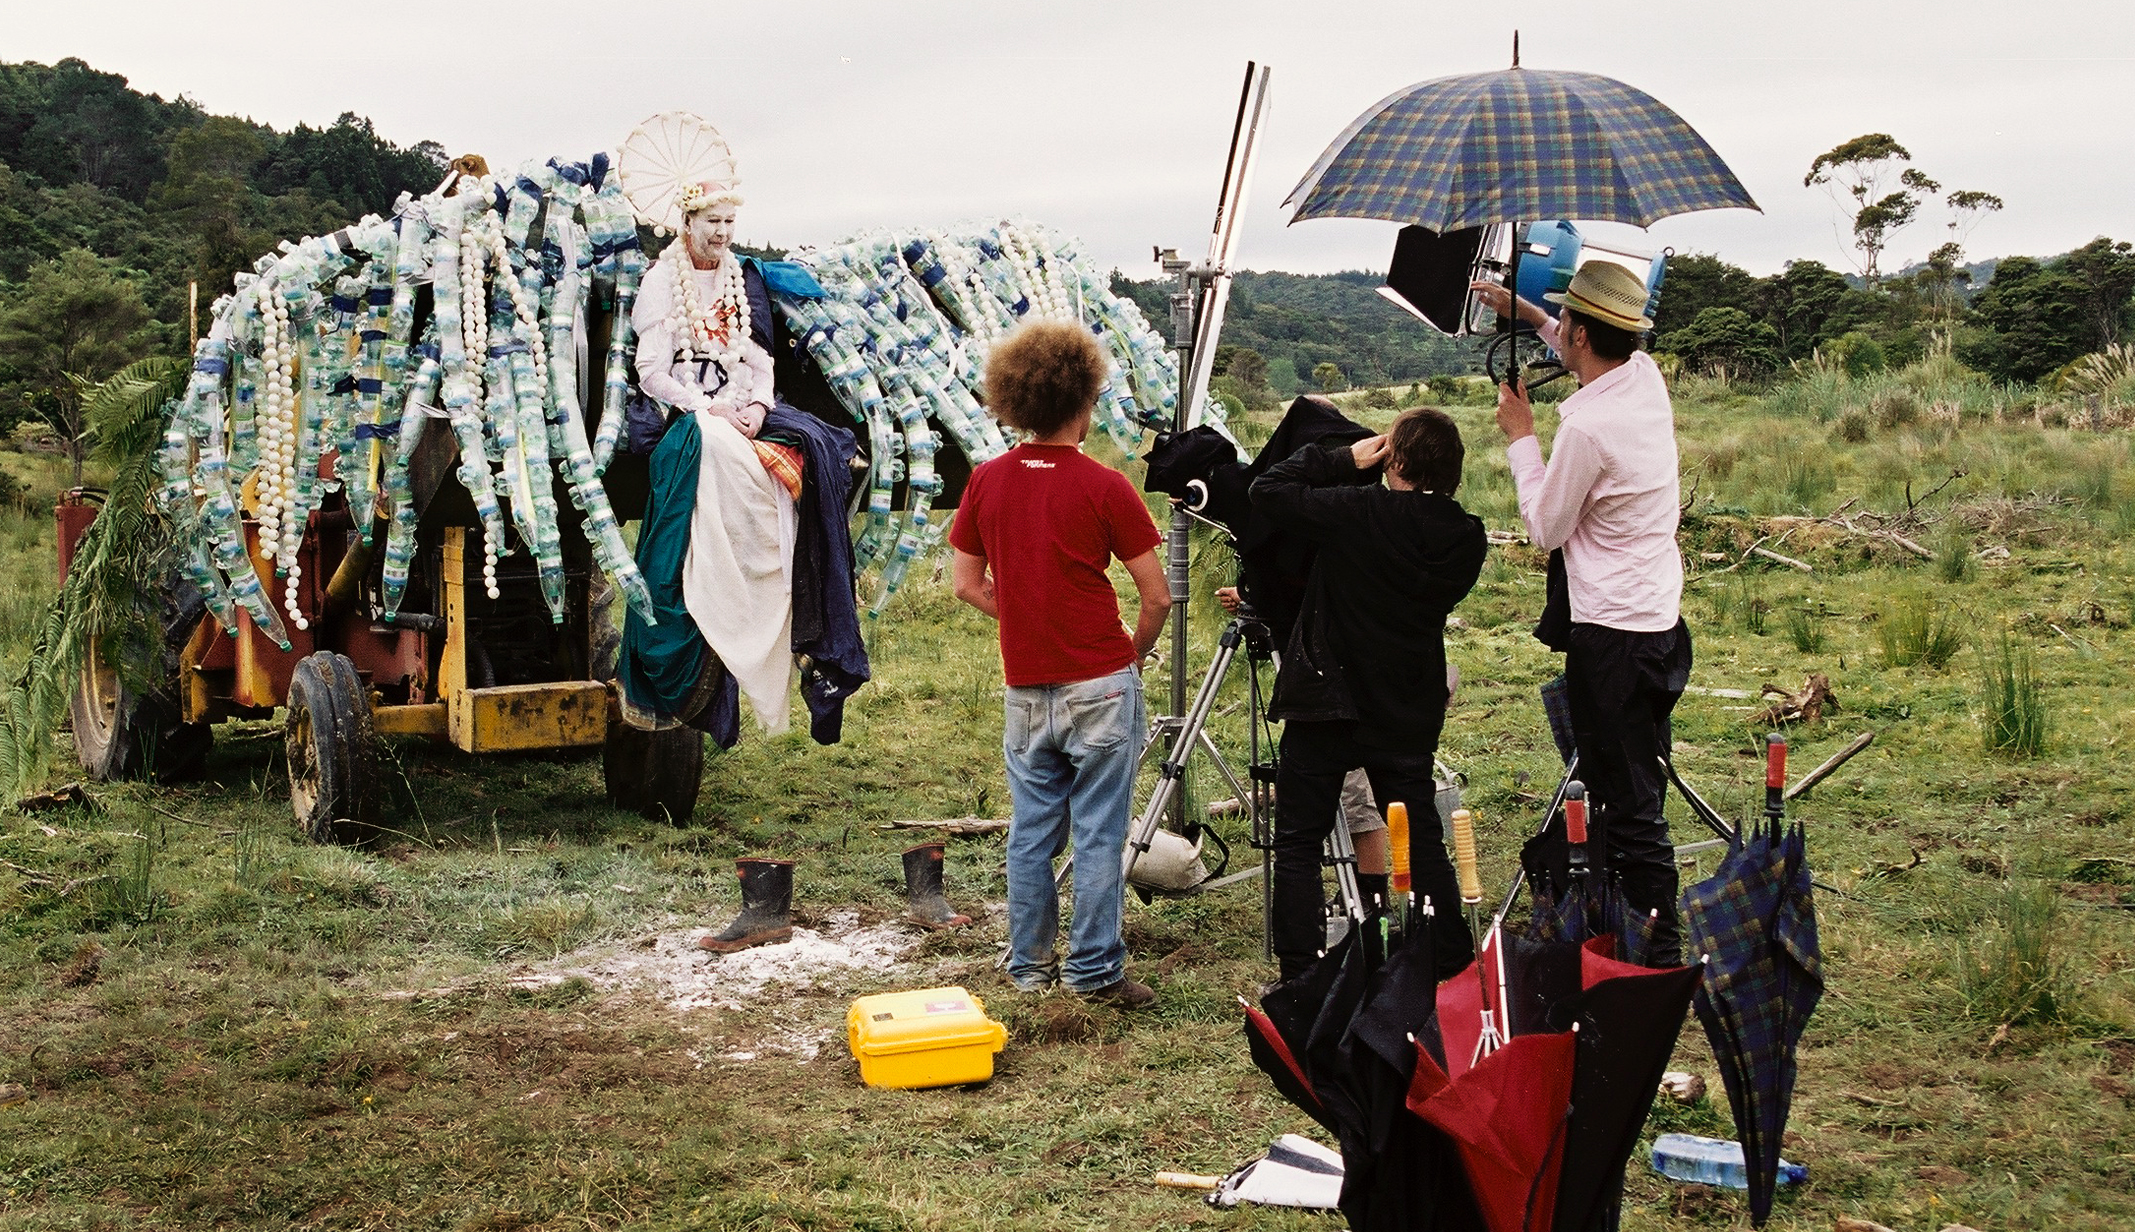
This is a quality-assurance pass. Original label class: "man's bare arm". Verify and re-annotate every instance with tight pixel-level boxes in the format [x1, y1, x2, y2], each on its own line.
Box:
[1121, 548, 1173, 659]
[951, 550, 998, 620]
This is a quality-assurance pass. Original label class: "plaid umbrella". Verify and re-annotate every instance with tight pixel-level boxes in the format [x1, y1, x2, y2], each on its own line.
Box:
[1285, 64, 1758, 231]
[1678, 740, 1823, 1228]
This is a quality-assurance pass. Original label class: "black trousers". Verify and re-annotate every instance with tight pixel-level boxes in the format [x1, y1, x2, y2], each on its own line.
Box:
[1564, 620, 1693, 967]
[1271, 719, 1474, 980]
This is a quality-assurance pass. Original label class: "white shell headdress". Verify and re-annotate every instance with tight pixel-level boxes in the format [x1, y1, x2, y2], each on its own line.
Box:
[617, 112, 742, 234]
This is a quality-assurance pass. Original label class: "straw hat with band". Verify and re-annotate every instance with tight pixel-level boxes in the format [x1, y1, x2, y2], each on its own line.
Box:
[1544, 260, 1654, 333]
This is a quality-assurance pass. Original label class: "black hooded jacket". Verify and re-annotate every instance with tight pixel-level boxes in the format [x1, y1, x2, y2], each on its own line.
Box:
[1250, 443, 1487, 750]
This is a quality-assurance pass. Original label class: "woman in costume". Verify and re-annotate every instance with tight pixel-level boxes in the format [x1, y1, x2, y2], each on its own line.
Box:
[616, 177, 868, 750]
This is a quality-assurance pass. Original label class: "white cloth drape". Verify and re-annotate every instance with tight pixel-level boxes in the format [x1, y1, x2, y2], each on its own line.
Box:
[682, 413, 797, 732]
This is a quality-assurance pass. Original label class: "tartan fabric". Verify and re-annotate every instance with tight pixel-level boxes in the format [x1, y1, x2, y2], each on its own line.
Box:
[1680, 821, 1822, 1227]
[752, 439, 805, 499]
[1540, 673, 1576, 766]
[1287, 68, 1758, 231]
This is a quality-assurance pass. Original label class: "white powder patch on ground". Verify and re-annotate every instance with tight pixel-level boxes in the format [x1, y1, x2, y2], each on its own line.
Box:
[505, 910, 937, 1061]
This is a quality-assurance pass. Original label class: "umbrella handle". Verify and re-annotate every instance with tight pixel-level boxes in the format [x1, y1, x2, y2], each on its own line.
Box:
[1765, 732, 1787, 834]
[1450, 808, 1481, 905]
[1388, 801, 1412, 897]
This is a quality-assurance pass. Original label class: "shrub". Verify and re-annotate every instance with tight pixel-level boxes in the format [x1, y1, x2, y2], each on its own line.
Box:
[1979, 630, 2048, 758]
[1826, 331, 1887, 378]
[1834, 407, 1872, 443]
[1935, 529, 1974, 584]
[1954, 879, 2077, 1025]
[1783, 602, 1828, 653]
[1873, 388, 1921, 430]
[1878, 595, 1965, 668]
[1361, 386, 1398, 411]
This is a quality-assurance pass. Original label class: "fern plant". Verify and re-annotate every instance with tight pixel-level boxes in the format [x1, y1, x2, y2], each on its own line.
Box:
[0, 356, 186, 799]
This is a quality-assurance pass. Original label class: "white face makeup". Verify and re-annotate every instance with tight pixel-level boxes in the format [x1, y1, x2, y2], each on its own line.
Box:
[684, 202, 738, 267]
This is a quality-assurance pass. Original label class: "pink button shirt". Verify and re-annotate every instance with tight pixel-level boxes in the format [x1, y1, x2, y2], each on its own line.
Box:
[1505, 319, 1683, 632]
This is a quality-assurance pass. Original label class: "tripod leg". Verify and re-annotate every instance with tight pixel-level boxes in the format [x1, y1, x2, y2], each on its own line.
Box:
[1324, 809, 1362, 947]
[1120, 633, 1241, 881]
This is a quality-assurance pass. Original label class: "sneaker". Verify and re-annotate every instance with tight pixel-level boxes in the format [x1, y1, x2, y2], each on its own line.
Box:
[1076, 976, 1158, 1009]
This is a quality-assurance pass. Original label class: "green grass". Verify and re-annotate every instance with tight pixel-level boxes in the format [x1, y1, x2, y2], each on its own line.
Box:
[2, 384, 2134, 1232]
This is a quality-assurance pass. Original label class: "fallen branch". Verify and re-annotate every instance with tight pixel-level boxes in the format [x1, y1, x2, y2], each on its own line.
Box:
[1785, 731, 1876, 800]
[1753, 673, 1837, 725]
[1749, 544, 1813, 572]
[1883, 531, 1932, 560]
[14, 783, 94, 814]
[886, 818, 1011, 835]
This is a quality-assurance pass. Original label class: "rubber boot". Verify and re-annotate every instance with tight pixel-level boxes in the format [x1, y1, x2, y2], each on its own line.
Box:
[699, 858, 794, 953]
[902, 843, 971, 930]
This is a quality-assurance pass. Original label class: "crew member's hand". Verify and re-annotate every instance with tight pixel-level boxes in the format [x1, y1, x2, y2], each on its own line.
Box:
[1469, 280, 1539, 326]
[1469, 280, 1513, 317]
[1351, 434, 1391, 471]
[1495, 379, 1535, 444]
[1215, 585, 1242, 615]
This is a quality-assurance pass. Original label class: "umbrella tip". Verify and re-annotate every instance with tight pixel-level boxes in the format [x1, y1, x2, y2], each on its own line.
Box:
[1511, 30, 1521, 68]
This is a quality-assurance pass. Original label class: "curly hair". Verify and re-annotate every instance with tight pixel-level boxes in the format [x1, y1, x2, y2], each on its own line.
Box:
[984, 322, 1108, 438]
[1387, 406, 1464, 495]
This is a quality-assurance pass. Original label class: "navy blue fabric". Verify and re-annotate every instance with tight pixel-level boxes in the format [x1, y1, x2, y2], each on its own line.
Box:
[763, 404, 869, 744]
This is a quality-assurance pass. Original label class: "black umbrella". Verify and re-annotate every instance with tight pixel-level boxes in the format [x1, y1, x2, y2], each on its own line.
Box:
[1678, 734, 1823, 1227]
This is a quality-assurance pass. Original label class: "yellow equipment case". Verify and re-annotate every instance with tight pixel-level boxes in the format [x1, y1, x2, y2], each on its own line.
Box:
[846, 986, 1008, 1089]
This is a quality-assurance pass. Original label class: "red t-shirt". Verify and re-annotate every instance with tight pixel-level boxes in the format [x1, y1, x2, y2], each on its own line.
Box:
[948, 443, 1163, 687]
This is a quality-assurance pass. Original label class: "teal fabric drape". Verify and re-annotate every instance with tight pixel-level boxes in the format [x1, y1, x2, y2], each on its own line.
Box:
[616, 411, 715, 720]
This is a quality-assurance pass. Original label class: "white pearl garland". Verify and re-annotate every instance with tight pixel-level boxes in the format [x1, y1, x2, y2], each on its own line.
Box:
[663, 239, 751, 387]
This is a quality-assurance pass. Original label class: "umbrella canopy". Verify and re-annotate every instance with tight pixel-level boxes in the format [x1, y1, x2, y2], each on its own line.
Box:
[1679, 819, 1823, 1227]
[1551, 938, 1701, 1232]
[1408, 1029, 1578, 1232]
[1285, 66, 1758, 232]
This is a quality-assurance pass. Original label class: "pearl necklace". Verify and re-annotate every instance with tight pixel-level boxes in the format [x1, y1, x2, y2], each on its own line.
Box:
[663, 241, 750, 395]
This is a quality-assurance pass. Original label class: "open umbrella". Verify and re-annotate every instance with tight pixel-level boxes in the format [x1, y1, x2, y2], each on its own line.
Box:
[1284, 44, 1758, 232]
[1678, 734, 1824, 1227]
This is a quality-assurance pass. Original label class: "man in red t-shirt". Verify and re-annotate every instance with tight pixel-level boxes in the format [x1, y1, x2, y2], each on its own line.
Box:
[950, 322, 1170, 1007]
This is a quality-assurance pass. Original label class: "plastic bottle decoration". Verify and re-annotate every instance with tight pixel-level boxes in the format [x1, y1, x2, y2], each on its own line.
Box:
[152, 138, 1215, 631]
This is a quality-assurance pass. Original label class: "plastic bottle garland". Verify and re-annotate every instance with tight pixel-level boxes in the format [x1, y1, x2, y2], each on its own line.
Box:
[155, 160, 1214, 635]
[768, 219, 1216, 614]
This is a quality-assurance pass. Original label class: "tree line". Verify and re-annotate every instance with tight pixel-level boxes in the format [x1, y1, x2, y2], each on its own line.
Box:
[0, 57, 446, 452]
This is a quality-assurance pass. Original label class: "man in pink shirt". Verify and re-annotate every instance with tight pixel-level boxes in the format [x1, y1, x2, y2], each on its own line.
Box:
[1476, 261, 1692, 966]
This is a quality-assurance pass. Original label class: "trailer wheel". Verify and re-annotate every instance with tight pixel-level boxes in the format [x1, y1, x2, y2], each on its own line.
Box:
[603, 722, 703, 824]
[70, 584, 212, 782]
[286, 651, 380, 846]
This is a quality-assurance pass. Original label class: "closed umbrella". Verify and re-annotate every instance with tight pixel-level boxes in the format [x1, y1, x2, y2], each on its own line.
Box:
[1678, 734, 1824, 1227]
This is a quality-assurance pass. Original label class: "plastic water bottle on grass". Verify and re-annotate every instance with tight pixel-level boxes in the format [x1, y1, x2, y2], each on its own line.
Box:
[1650, 1133, 1806, 1189]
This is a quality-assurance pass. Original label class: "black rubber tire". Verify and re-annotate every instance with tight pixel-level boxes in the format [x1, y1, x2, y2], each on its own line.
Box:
[70, 583, 212, 782]
[285, 651, 380, 846]
[603, 722, 703, 824]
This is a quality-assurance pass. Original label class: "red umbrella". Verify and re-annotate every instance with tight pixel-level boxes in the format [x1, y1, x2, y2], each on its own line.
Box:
[1407, 1029, 1578, 1232]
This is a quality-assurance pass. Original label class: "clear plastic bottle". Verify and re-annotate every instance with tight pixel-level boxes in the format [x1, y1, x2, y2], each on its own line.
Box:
[1650, 1133, 1807, 1190]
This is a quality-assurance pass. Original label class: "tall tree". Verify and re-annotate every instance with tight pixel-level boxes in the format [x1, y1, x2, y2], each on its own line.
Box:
[155, 116, 268, 299]
[1652, 252, 1758, 336]
[0, 249, 158, 483]
[2057, 237, 2135, 350]
[1805, 134, 1940, 288]
[1752, 260, 1853, 361]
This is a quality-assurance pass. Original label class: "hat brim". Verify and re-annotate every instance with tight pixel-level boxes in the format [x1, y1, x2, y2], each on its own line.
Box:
[1544, 289, 1652, 333]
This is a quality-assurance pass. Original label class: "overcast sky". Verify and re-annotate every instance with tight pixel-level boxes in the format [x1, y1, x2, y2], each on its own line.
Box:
[12, 1, 2133, 283]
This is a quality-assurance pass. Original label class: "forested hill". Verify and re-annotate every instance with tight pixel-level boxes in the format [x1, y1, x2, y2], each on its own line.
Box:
[1111, 268, 1482, 395]
[0, 59, 445, 326]
[0, 58, 447, 431]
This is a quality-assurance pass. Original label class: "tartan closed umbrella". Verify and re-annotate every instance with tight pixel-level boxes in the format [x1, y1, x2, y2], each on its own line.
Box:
[1678, 736, 1824, 1227]
[1284, 58, 1758, 231]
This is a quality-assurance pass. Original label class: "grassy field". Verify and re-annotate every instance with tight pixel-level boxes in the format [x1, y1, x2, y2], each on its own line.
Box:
[1, 362, 2132, 1231]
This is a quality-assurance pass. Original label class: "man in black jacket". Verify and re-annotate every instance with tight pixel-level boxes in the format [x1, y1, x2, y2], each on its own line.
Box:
[1250, 407, 1487, 981]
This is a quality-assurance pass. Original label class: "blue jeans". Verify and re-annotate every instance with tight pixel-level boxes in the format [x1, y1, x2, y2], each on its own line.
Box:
[1002, 666, 1144, 991]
